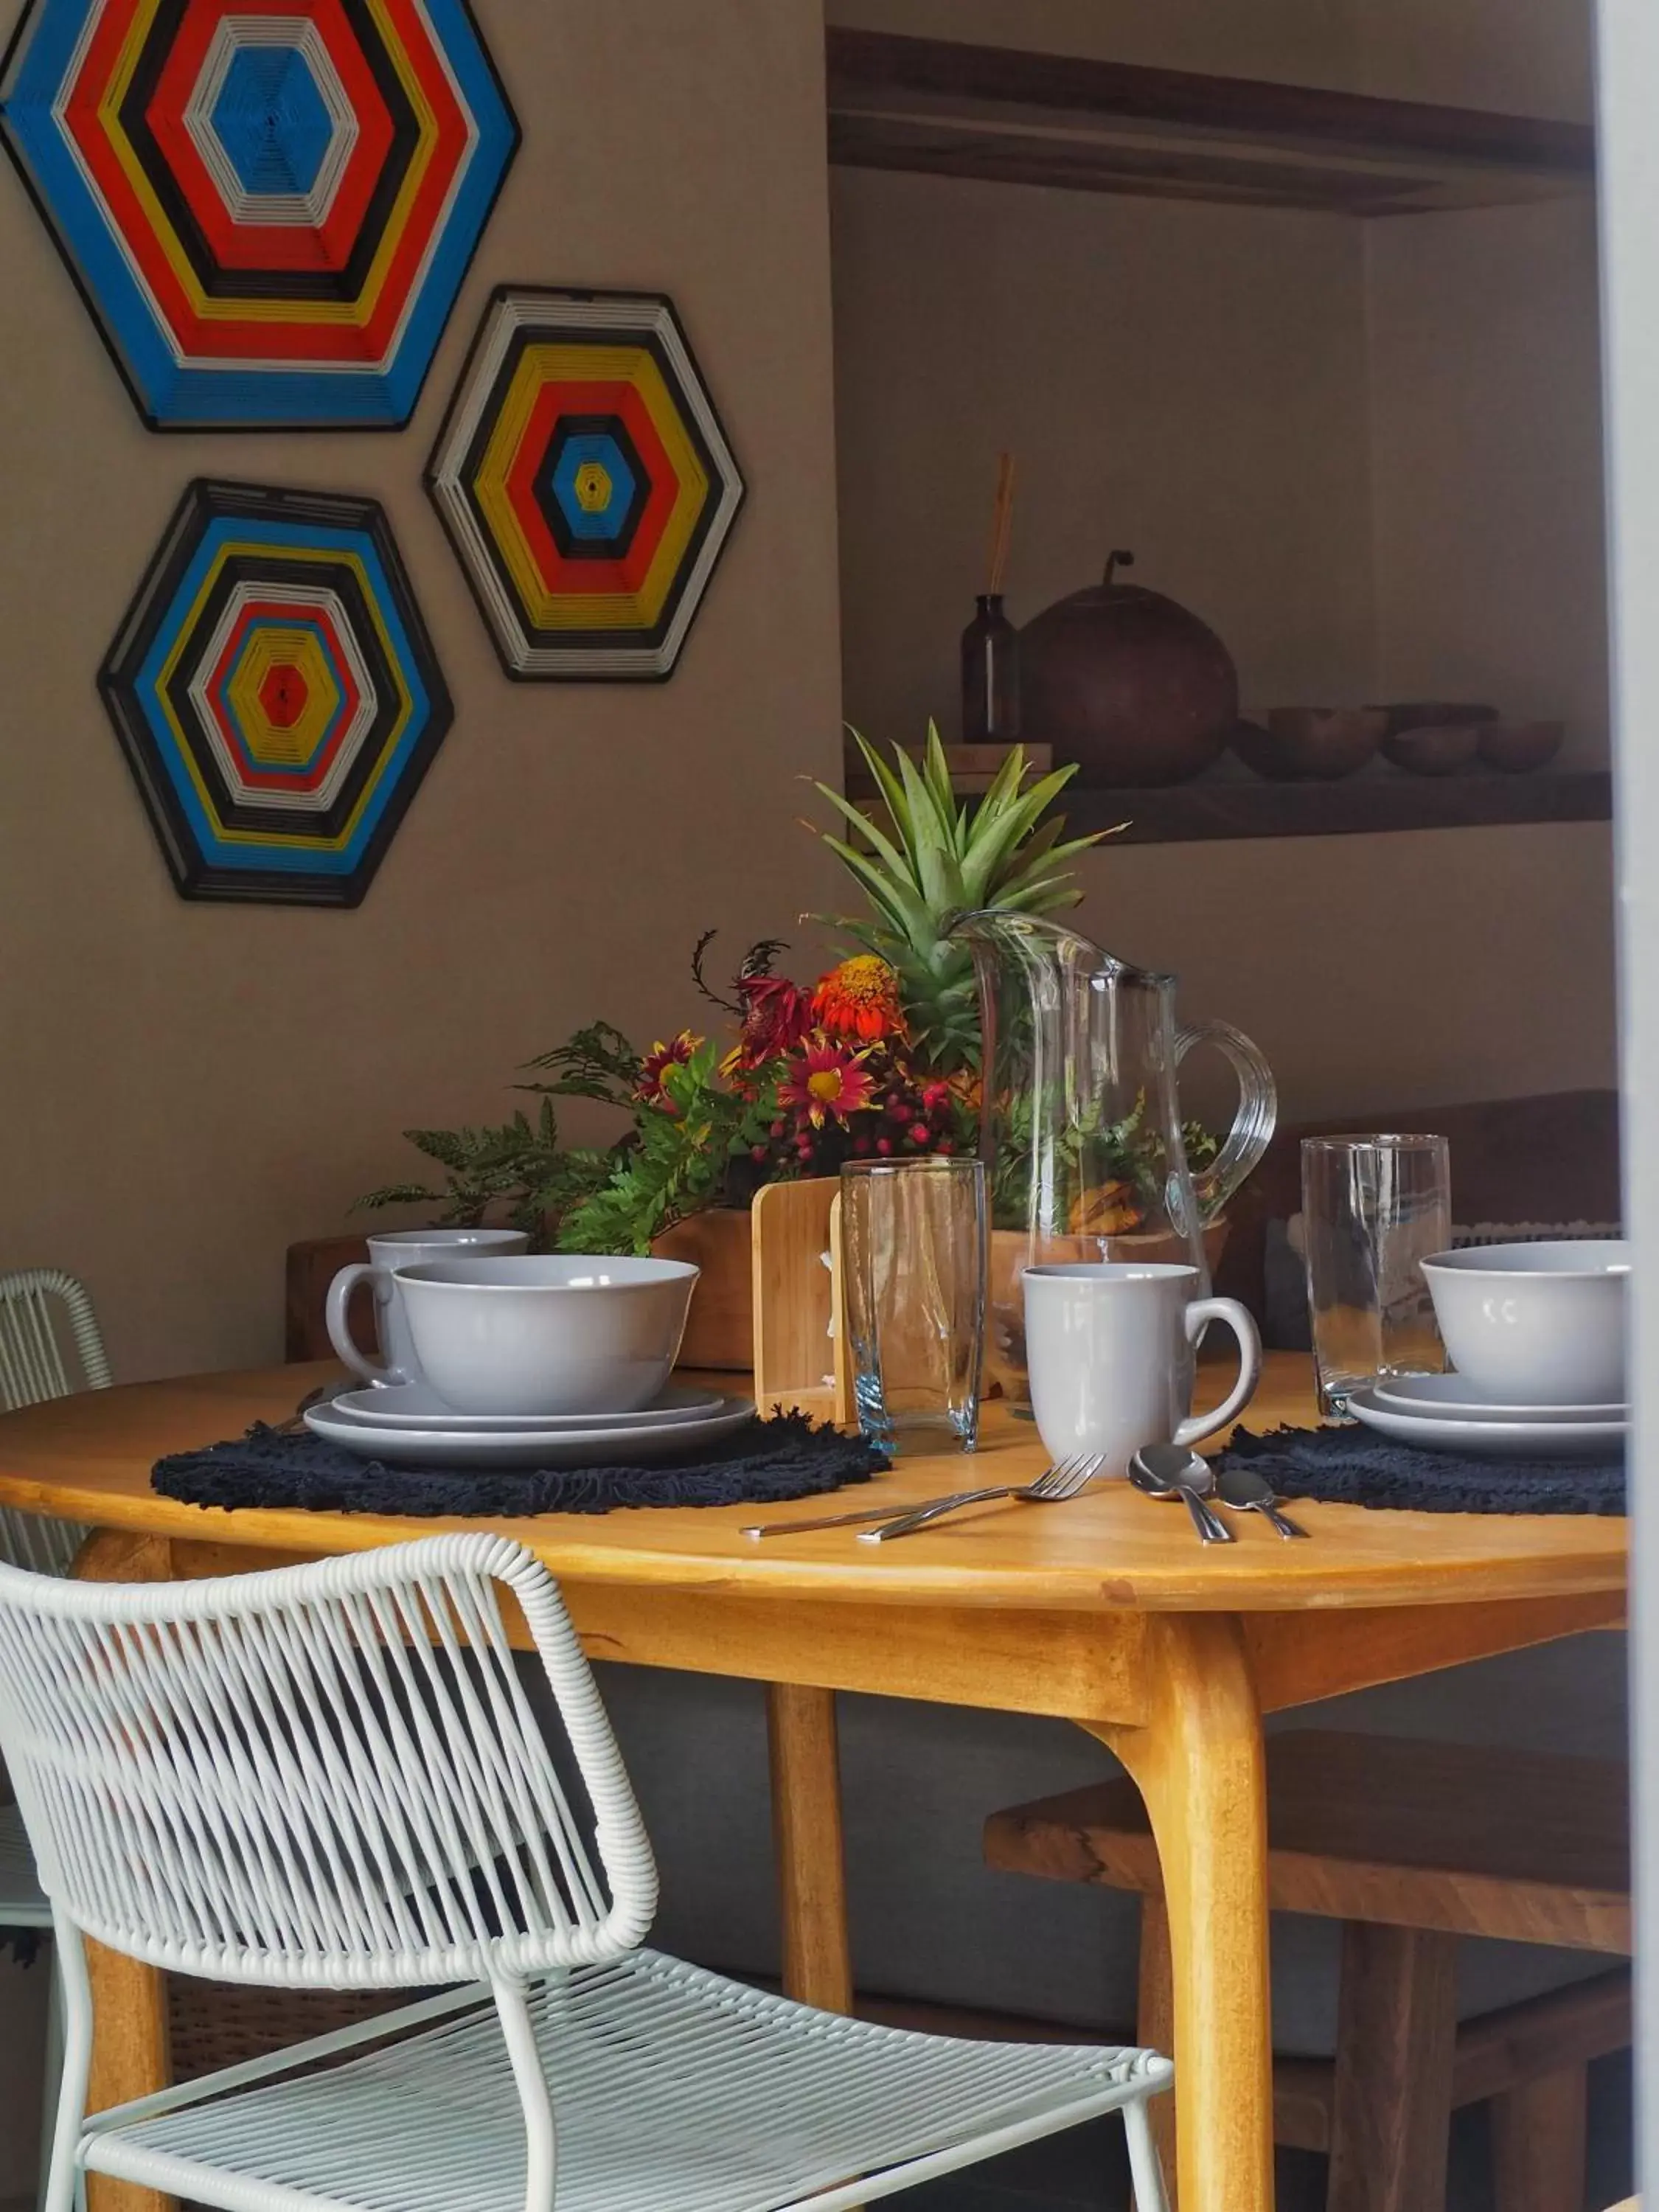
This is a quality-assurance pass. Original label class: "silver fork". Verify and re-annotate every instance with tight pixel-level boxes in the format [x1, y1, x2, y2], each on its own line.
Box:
[741, 1453, 1101, 1541]
[743, 1486, 991, 1539]
[855, 1453, 1105, 1543]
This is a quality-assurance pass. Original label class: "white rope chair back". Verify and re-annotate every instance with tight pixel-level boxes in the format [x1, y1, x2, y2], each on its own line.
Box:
[0, 1269, 106, 1578]
[0, 1534, 657, 1989]
[0, 1509, 83, 1579]
[0, 1271, 111, 1408]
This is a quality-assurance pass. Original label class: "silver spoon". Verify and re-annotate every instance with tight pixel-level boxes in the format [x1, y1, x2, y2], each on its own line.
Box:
[1215, 1464, 1310, 1540]
[1127, 1443, 1234, 1545]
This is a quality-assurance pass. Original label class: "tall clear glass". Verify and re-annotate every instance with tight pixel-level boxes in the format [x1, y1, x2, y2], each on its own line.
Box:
[841, 1157, 987, 1453]
[1302, 1134, 1451, 1416]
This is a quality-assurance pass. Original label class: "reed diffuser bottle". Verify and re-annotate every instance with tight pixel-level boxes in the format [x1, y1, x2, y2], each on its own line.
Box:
[961, 453, 1020, 742]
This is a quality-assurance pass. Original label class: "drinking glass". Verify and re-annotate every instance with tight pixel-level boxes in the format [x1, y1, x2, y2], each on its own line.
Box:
[1302, 1134, 1451, 1416]
[841, 1157, 987, 1453]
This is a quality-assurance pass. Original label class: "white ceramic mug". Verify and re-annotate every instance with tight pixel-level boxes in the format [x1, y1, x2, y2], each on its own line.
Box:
[326, 1229, 529, 1387]
[1022, 1262, 1262, 1475]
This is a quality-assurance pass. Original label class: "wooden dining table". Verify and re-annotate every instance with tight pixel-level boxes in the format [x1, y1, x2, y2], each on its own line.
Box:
[0, 1351, 1628, 2212]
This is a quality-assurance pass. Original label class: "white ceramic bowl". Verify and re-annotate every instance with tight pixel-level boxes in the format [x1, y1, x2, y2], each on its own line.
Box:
[393, 1255, 698, 1417]
[1419, 1239, 1630, 1408]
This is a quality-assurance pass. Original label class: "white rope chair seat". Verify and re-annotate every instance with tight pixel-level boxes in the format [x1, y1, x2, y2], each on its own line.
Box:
[0, 1533, 1172, 2212]
[0, 1800, 50, 1926]
[86, 1947, 1166, 2212]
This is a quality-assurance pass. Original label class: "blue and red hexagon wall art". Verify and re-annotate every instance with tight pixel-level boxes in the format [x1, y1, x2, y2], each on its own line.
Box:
[0, 0, 518, 428]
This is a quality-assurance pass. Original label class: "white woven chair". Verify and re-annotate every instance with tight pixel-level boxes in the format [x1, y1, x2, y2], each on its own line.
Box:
[0, 1534, 1172, 2212]
[0, 1267, 105, 2212]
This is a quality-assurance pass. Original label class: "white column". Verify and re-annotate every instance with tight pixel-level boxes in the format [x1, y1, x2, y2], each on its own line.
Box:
[1594, 0, 1659, 2189]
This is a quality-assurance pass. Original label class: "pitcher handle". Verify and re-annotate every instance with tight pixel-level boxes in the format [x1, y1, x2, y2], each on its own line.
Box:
[1175, 1018, 1278, 1226]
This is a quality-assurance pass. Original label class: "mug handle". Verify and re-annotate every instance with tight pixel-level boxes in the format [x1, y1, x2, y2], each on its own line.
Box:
[325, 1263, 404, 1387]
[1175, 1295, 1262, 1449]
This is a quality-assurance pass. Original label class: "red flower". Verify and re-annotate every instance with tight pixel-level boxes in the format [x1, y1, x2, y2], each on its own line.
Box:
[635, 1031, 700, 1109]
[778, 1037, 877, 1129]
[724, 973, 814, 1074]
[814, 955, 905, 1044]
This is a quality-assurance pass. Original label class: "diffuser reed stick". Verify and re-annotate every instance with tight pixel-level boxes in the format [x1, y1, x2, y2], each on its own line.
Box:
[987, 452, 1016, 597]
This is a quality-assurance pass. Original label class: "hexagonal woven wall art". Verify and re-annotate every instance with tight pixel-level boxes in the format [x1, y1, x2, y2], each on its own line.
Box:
[0, 0, 518, 428]
[425, 285, 745, 680]
[100, 480, 452, 903]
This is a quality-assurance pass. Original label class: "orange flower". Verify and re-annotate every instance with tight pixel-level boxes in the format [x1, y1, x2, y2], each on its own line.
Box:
[778, 1037, 877, 1129]
[636, 1031, 700, 1108]
[813, 954, 906, 1043]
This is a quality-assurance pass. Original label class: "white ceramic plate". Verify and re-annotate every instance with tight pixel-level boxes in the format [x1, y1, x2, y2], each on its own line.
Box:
[327, 1381, 729, 1434]
[305, 1397, 757, 1469]
[1347, 1387, 1624, 1461]
[1369, 1374, 1626, 1425]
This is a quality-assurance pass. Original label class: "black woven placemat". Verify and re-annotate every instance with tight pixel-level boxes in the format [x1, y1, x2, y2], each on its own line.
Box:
[1219, 1424, 1625, 1515]
[153, 1410, 887, 1519]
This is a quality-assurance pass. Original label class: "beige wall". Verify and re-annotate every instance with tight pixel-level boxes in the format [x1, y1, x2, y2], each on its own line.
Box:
[1082, 823, 1615, 1118]
[829, 8, 1615, 1123]
[1366, 200, 1607, 765]
[826, 0, 1358, 86]
[832, 167, 1377, 742]
[0, 0, 845, 1383]
[1351, 0, 1594, 118]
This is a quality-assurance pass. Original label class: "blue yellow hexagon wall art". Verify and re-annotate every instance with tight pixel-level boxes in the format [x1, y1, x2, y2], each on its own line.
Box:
[425, 286, 745, 679]
[100, 480, 452, 903]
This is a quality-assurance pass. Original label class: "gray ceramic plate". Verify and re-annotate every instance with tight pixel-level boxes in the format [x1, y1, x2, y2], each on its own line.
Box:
[1347, 1388, 1624, 1461]
[305, 1397, 756, 1469]
[327, 1380, 728, 1433]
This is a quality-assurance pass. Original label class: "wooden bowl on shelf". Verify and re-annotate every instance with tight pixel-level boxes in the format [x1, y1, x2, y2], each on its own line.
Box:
[1477, 720, 1565, 773]
[1233, 709, 1385, 781]
[1370, 700, 1500, 738]
[1381, 722, 1484, 776]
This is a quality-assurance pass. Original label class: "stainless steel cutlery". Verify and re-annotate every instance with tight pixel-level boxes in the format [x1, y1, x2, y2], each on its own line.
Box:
[745, 1441, 1307, 1549]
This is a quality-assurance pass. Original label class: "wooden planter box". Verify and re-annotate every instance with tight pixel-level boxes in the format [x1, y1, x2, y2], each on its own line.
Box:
[650, 1207, 755, 1370]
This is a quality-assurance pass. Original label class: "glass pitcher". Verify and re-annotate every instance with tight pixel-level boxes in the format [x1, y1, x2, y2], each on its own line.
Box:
[953, 910, 1277, 1413]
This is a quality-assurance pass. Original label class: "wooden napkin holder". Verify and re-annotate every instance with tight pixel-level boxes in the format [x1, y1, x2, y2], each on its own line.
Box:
[750, 1178, 852, 1424]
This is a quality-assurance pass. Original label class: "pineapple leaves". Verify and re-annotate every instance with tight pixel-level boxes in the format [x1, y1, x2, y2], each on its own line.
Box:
[812, 728, 1124, 1074]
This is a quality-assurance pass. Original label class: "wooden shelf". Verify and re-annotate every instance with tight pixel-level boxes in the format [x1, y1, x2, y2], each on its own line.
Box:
[1059, 770, 1613, 845]
[825, 29, 1596, 217]
[843, 768, 1611, 844]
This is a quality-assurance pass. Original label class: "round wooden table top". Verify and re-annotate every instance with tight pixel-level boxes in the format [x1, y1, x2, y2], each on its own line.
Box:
[0, 1352, 1627, 1614]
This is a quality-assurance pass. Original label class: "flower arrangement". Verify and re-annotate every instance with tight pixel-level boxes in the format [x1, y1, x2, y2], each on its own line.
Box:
[359, 728, 1113, 1252]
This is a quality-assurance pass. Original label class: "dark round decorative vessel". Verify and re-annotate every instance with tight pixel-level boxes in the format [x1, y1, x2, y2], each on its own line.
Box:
[1018, 550, 1239, 787]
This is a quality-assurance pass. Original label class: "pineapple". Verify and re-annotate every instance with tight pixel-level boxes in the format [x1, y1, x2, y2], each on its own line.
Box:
[812, 723, 1115, 1073]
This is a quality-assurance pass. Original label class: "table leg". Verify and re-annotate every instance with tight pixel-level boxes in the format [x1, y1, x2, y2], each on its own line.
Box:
[1088, 1614, 1275, 2212]
[765, 1683, 853, 2012]
[73, 1532, 176, 2212]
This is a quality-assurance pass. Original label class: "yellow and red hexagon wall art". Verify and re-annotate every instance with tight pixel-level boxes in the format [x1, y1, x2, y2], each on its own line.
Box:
[425, 286, 745, 680]
[0, 0, 518, 428]
[100, 481, 452, 903]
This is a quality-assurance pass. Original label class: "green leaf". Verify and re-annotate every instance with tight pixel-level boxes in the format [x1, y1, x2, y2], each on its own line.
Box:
[847, 728, 915, 849]
[919, 719, 957, 822]
[810, 778, 922, 901]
